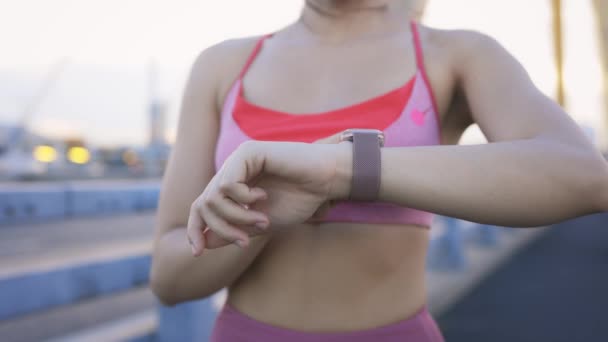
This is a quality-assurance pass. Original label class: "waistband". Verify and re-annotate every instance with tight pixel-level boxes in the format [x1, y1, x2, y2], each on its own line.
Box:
[210, 302, 444, 342]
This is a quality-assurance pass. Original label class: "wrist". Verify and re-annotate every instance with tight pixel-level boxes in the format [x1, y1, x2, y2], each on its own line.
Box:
[328, 141, 353, 200]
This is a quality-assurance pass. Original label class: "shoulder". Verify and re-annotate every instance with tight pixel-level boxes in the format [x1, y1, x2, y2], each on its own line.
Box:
[195, 35, 264, 69]
[417, 25, 507, 63]
[415, 25, 526, 91]
[188, 35, 266, 111]
[412, 26, 517, 130]
[423, 26, 522, 79]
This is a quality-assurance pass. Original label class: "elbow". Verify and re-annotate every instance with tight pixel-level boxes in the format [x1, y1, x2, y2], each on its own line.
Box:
[150, 284, 179, 307]
[150, 278, 217, 307]
[152, 290, 179, 307]
[148, 257, 218, 307]
[149, 263, 180, 307]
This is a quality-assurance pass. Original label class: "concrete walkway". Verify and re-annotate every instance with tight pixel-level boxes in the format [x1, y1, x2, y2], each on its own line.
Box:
[0, 212, 154, 277]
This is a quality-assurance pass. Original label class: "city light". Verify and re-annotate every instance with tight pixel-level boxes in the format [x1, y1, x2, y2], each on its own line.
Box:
[67, 146, 90, 164]
[33, 145, 57, 163]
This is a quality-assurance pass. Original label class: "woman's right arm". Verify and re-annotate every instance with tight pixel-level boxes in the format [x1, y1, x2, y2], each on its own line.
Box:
[149, 40, 272, 306]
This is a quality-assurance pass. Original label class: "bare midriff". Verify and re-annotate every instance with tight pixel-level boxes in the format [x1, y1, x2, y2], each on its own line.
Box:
[228, 222, 429, 332]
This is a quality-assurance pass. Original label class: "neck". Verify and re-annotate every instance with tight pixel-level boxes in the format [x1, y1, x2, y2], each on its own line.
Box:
[299, 0, 413, 44]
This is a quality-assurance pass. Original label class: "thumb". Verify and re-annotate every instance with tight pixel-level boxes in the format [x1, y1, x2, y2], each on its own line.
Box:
[203, 228, 234, 249]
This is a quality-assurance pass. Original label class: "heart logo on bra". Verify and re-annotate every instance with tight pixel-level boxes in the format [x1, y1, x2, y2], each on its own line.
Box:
[411, 108, 429, 126]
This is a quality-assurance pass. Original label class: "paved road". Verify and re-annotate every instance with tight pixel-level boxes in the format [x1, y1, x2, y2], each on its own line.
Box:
[437, 212, 608, 341]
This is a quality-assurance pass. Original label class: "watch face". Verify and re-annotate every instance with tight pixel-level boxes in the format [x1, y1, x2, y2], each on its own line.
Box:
[339, 129, 385, 146]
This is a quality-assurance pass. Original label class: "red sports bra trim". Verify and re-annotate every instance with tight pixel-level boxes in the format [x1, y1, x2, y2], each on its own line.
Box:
[233, 75, 415, 142]
[230, 20, 442, 143]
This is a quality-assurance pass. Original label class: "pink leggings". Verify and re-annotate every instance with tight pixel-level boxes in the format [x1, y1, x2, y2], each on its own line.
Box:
[210, 302, 445, 342]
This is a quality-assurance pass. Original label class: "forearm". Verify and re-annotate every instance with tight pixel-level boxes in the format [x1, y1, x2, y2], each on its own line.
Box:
[334, 138, 607, 227]
[150, 227, 271, 305]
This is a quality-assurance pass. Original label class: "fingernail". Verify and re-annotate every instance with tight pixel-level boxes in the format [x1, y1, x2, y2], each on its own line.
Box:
[254, 189, 267, 199]
[255, 221, 268, 229]
[235, 240, 246, 248]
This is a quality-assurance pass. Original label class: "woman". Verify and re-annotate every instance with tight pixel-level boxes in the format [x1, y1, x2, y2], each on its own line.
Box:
[150, 0, 608, 341]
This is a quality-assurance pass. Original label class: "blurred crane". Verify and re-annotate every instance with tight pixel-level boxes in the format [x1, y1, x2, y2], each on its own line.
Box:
[0, 60, 70, 180]
[551, 0, 565, 107]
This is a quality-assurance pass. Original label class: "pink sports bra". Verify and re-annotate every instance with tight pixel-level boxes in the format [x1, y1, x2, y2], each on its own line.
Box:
[214, 21, 441, 228]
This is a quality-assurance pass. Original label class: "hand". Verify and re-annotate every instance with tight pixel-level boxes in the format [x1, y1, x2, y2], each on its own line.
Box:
[305, 133, 345, 222]
[246, 133, 345, 227]
[187, 133, 351, 254]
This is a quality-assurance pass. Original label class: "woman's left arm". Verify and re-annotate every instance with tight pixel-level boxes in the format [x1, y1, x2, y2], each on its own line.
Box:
[205, 31, 608, 246]
[349, 31, 608, 227]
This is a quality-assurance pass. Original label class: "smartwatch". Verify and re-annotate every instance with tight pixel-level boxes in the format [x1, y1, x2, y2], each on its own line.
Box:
[338, 128, 385, 201]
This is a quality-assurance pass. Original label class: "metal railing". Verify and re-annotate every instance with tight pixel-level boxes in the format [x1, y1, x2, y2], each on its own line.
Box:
[0, 182, 531, 341]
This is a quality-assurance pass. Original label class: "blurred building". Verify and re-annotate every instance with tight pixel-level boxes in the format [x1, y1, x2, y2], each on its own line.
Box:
[0, 124, 45, 180]
[143, 61, 170, 178]
[0, 123, 107, 181]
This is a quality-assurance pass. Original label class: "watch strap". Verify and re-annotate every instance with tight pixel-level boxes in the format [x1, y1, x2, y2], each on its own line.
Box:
[350, 131, 381, 201]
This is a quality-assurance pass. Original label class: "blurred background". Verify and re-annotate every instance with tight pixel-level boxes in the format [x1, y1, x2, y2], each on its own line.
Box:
[0, 0, 607, 341]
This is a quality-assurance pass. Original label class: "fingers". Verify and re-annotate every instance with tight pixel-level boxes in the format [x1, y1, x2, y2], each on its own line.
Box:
[200, 205, 251, 247]
[186, 207, 206, 257]
[208, 194, 269, 228]
[203, 225, 266, 249]
[203, 227, 229, 249]
[219, 183, 267, 205]
[187, 152, 271, 254]
[189, 196, 252, 255]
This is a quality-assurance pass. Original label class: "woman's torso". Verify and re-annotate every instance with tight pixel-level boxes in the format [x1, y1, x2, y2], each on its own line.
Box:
[212, 23, 469, 332]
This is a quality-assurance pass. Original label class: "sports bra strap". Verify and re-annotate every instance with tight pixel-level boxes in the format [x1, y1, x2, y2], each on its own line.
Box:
[238, 33, 273, 80]
[409, 20, 441, 133]
[410, 21, 426, 71]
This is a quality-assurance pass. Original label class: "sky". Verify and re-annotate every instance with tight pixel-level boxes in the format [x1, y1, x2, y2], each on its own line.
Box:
[0, 0, 605, 148]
